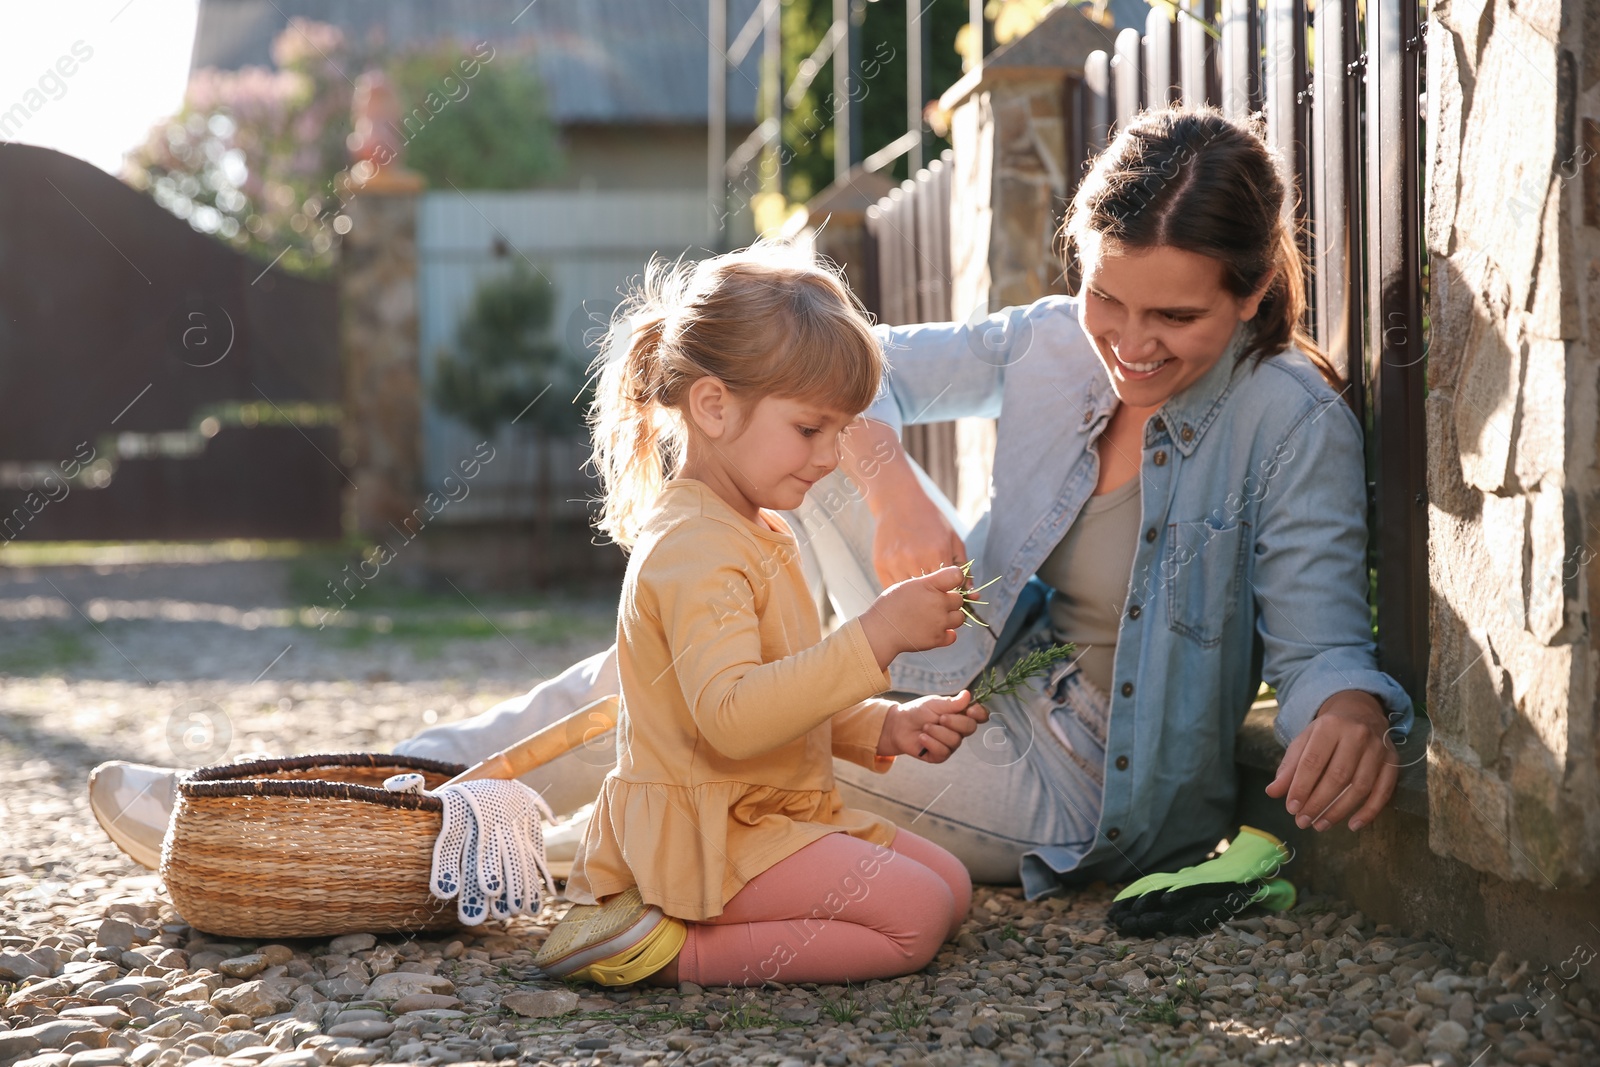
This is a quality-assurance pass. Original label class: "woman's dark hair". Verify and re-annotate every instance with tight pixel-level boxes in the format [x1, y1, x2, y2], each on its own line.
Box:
[1061, 105, 1343, 391]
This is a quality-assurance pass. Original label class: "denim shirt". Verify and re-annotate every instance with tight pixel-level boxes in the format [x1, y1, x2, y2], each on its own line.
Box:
[865, 294, 1414, 880]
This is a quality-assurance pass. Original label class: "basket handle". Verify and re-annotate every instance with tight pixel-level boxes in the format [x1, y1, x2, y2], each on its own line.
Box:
[441, 695, 619, 787]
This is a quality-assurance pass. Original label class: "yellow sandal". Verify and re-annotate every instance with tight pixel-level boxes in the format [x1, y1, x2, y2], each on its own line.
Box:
[534, 886, 686, 986]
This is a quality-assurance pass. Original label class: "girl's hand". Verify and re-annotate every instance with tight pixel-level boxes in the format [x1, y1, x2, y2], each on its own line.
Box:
[1265, 690, 1398, 832]
[858, 564, 969, 670]
[877, 690, 989, 762]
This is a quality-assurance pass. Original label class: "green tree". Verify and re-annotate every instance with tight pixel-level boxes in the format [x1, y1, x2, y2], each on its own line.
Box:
[387, 44, 564, 189]
[431, 263, 588, 440]
[777, 0, 970, 206]
[432, 264, 591, 583]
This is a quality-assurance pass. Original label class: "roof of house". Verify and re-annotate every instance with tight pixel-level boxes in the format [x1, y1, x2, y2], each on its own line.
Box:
[190, 0, 762, 125]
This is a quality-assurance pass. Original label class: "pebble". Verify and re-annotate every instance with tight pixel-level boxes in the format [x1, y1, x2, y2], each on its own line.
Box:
[324, 1021, 393, 1041]
[219, 954, 269, 979]
[211, 981, 294, 1019]
[1427, 1019, 1470, 1051]
[95, 920, 137, 952]
[14, 1021, 109, 1051]
[92, 978, 170, 1002]
[0, 1033, 44, 1061]
[501, 989, 579, 1018]
[326, 935, 376, 955]
[66, 1051, 125, 1067]
[58, 1008, 129, 1029]
[386, 993, 459, 1013]
[258, 1052, 321, 1067]
[0, 951, 55, 980]
[13, 1056, 72, 1067]
[363, 972, 453, 1001]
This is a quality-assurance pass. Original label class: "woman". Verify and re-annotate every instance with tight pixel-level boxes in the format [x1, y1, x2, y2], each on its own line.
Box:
[90, 107, 1412, 896]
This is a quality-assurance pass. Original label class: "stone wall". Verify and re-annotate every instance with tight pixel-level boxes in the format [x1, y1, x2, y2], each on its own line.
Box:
[1424, 0, 1599, 885]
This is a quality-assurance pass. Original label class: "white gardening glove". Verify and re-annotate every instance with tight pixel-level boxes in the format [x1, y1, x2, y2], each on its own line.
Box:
[384, 774, 557, 926]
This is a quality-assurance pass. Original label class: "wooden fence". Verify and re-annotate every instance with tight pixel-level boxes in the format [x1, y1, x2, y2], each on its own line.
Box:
[862, 150, 961, 506]
[859, 0, 1429, 703]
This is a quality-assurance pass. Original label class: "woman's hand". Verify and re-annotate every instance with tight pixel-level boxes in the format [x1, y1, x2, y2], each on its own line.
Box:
[872, 493, 968, 588]
[839, 416, 968, 586]
[877, 690, 989, 762]
[1265, 690, 1398, 832]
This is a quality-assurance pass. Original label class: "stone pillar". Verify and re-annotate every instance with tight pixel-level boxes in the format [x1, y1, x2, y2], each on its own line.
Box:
[940, 6, 1113, 525]
[340, 189, 423, 539]
[946, 79, 1071, 314]
[339, 71, 427, 540]
[1424, 0, 1599, 885]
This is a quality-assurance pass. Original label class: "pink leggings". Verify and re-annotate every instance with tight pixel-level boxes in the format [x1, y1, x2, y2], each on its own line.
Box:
[672, 828, 971, 987]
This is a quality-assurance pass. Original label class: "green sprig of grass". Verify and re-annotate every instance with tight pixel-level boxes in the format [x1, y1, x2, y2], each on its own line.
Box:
[885, 997, 929, 1031]
[960, 556, 998, 630]
[969, 641, 1077, 706]
[822, 986, 862, 1024]
[720, 998, 778, 1029]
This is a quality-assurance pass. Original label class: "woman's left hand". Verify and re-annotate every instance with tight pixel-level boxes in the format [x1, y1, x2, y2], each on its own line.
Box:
[1265, 690, 1398, 832]
[878, 690, 989, 762]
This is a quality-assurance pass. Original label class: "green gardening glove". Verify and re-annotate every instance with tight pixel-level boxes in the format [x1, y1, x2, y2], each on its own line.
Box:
[1107, 826, 1296, 937]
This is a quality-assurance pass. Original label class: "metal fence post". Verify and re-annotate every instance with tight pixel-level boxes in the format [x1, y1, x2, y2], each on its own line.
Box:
[1364, 0, 1429, 701]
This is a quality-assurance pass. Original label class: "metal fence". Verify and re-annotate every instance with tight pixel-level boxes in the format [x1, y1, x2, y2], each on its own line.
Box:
[860, 0, 1429, 701]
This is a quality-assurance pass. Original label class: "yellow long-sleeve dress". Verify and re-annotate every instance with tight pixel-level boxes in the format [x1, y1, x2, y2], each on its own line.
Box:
[563, 478, 901, 921]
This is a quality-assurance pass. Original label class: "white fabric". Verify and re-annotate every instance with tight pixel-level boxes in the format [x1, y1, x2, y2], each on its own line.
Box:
[384, 774, 557, 925]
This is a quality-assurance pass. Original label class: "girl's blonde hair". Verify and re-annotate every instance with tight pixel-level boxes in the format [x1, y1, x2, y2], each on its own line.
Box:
[586, 242, 884, 549]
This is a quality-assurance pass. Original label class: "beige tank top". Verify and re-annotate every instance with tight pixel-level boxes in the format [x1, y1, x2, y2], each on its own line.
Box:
[1035, 473, 1142, 697]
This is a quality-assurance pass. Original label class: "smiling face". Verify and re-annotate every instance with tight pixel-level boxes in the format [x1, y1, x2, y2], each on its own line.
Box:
[681, 381, 857, 519]
[1077, 234, 1273, 409]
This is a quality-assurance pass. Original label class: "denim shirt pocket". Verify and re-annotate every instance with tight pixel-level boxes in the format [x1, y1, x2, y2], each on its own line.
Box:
[1163, 518, 1250, 648]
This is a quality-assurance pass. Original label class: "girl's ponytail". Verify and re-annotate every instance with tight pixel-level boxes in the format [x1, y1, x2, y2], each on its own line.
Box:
[588, 306, 674, 550]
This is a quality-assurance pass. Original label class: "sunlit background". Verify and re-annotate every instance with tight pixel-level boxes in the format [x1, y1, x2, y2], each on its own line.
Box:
[0, 1, 200, 174]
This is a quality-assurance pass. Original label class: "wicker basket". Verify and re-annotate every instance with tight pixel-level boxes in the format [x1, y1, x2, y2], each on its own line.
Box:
[160, 752, 468, 939]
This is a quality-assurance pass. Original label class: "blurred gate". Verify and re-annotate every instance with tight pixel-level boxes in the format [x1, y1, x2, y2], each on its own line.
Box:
[0, 144, 344, 542]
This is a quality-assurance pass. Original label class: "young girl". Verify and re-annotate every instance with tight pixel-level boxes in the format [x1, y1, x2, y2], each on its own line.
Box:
[531, 244, 985, 988]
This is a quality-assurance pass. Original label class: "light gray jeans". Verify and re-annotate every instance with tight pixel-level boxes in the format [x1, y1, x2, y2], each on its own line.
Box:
[395, 463, 1107, 887]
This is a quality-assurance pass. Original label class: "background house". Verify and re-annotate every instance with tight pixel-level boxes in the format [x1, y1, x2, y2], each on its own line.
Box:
[188, 0, 763, 196]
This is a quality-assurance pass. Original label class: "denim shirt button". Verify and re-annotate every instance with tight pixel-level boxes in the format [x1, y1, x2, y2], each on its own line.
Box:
[1120, 682, 1134, 697]
[1127, 603, 1141, 619]
[1181, 424, 1195, 443]
[1144, 527, 1157, 543]
[1153, 450, 1168, 466]
[1106, 827, 1121, 841]
[1115, 755, 1129, 770]
[1153, 417, 1165, 434]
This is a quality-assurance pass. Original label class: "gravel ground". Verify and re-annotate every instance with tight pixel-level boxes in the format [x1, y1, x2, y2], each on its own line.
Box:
[3, 557, 1598, 1067]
